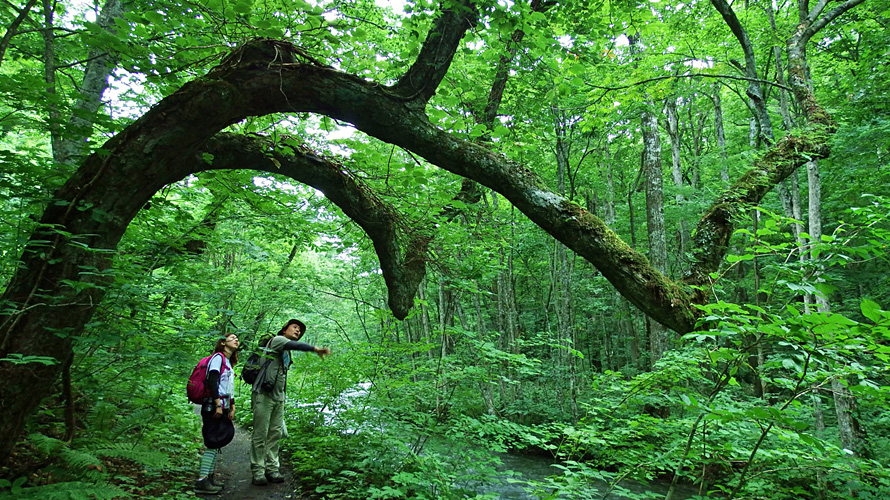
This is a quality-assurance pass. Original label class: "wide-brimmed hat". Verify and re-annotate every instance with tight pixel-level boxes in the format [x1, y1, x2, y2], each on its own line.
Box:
[281, 319, 306, 334]
[202, 414, 235, 449]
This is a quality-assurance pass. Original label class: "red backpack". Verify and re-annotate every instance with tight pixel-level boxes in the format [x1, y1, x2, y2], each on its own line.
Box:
[186, 353, 229, 404]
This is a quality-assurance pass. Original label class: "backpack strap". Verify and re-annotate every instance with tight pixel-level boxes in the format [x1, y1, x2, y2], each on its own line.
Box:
[207, 352, 227, 377]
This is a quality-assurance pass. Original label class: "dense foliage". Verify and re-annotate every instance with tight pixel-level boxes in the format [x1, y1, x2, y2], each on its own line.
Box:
[2, 0, 890, 499]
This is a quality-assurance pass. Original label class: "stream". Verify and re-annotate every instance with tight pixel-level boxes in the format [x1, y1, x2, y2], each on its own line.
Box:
[485, 451, 699, 499]
[296, 383, 700, 500]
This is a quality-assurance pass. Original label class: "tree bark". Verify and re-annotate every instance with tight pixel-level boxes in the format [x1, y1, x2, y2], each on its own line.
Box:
[642, 105, 670, 365]
[766, 1, 795, 131]
[709, 86, 730, 183]
[494, 195, 519, 404]
[55, 0, 127, 168]
[552, 109, 577, 414]
[665, 98, 688, 256]
[710, 0, 775, 145]
[41, 0, 63, 158]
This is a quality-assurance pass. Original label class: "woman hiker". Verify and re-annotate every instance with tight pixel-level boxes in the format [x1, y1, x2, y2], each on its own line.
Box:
[195, 333, 239, 495]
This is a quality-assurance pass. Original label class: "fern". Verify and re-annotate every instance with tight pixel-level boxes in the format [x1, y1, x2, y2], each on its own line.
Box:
[26, 433, 104, 481]
[88, 442, 170, 468]
[110, 407, 157, 439]
[87, 401, 119, 433]
[0, 480, 127, 500]
[58, 447, 104, 481]
[26, 433, 68, 455]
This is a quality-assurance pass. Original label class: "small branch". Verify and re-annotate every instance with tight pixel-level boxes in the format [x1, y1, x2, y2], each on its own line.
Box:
[585, 72, 792, 94]
[728, 349, 813, 500]
[0, 0, 39, 70]
[390, 0, 478, 102]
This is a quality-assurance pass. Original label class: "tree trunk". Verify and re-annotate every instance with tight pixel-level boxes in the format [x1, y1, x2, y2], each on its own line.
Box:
[437, 279, 455, 353]
[665, 98, 688, 257]
[749, 210, 766, 398]
[766, 0, 795, 131]
[473, 279, 487, 335]
[832, 377, 862, 456]
[552, 111, 577, 416]
[56, 0, 126, 168]
[687, 100, 706, 189]
[642, 105, 670, 366]
[601, 145, 617, 226]
[497, 197, 520, 404]
[417, 278, 433, 359]
[806, 157, 863, 455]
[41, 0, 63, 158]
[496, 247, 519, 403]
[808, 160, 829, 310]
[710, 0, 775, 145]
[710, 86, 730, 184]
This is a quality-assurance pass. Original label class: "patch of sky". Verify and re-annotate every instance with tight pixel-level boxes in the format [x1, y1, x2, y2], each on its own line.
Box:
[373, 0, 406, 15]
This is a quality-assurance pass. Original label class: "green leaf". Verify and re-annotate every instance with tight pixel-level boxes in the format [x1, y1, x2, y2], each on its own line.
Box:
[143, 11, 165, 25]
[233, 0, 253, 14]
[861, 299, 884, 323]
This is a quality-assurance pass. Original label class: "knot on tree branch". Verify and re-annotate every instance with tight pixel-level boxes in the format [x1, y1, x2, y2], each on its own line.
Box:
[213, 38, 326, 73]
[388, 232, 432, 320]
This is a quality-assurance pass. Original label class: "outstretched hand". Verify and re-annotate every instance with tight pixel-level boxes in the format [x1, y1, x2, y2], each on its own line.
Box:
[315, 346, 332, 359]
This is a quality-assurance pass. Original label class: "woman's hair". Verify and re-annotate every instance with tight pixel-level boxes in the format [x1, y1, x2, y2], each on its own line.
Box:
[213, 334, 239, 366]
[277, 319, 306, 336]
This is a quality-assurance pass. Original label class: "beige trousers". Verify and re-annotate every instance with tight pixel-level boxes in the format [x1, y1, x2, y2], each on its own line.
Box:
[249, 392, 284, 477]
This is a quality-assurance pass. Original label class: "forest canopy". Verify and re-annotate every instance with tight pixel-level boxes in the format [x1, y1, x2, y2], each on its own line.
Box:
[1, 0, 890, 498]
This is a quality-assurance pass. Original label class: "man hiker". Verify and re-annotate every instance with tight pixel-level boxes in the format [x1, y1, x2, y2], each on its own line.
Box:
[250, 319, 331, 485]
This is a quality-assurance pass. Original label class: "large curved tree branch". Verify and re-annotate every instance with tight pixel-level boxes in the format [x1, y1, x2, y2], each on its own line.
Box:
[688, 0, 867, 292]
[129, 42, 703, 330]
[0, 125, 427, 463]
[198, 133, 429, 319]
[685, 129, 833, 287]
[2, 32, 834, 361]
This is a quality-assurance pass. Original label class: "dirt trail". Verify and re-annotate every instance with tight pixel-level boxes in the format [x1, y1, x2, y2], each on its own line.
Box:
[210, 426, 308, 500]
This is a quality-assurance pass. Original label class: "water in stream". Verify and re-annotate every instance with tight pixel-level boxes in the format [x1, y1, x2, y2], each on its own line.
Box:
[485, 451, 700, 499]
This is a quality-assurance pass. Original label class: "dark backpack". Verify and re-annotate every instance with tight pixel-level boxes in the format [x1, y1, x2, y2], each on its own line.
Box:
[186, 353, 228, 404]
[241, 336, 274, 385]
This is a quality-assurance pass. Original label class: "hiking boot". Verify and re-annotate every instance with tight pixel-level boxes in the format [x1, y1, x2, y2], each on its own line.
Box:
[265, 471, 285, 483]
[208, 473, 224, 489]
[252, 475, 268, 486]
[195, 477, 222, 495]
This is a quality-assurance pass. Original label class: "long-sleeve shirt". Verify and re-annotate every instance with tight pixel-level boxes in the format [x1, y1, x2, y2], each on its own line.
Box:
[251, 335, 315, 401]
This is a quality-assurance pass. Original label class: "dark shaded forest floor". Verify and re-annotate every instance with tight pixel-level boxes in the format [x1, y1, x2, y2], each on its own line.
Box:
[0, 424, 317, 499]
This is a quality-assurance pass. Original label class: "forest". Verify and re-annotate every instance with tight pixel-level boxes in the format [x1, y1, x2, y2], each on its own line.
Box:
[1, 0, 889, 498]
